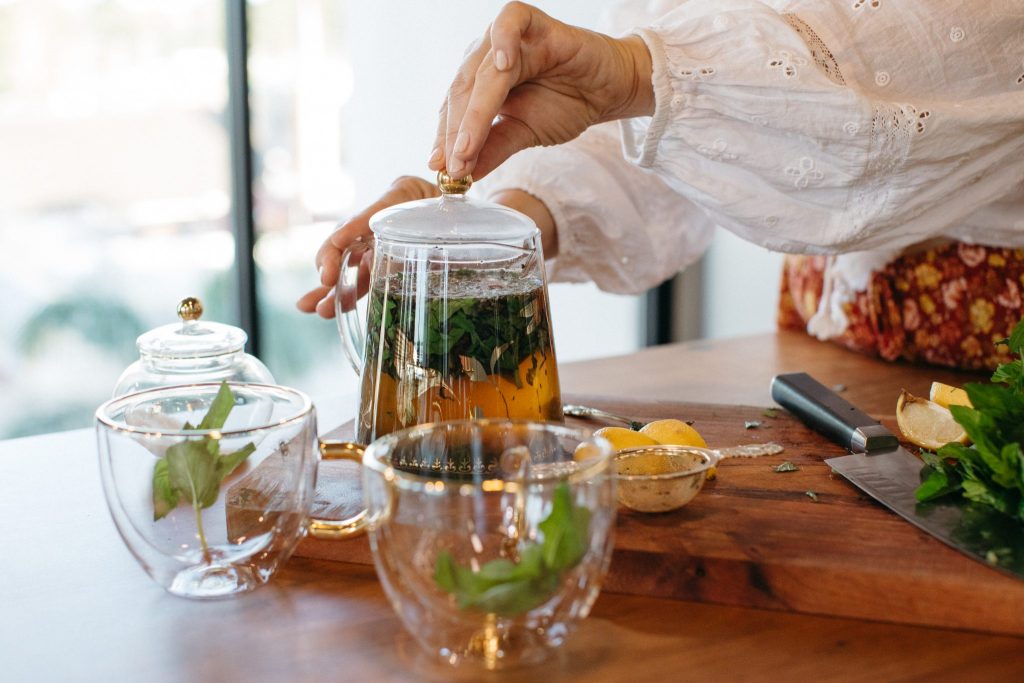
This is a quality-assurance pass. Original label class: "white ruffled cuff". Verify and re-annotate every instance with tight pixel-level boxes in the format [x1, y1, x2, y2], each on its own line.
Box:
[619, 27, 675, 168]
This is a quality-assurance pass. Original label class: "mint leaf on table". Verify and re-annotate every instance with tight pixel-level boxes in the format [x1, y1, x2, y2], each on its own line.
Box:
[914, 317, 1024, 522]
[433, 482, 590, 617]
[150, 382, 255, 561]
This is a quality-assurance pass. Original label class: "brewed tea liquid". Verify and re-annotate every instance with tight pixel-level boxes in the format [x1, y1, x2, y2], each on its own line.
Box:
[358, 269, 562, 441]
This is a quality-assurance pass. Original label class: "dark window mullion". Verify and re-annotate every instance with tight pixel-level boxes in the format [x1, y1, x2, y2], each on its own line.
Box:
[225, 0, 260, 356]
[645, 278, 675, 346]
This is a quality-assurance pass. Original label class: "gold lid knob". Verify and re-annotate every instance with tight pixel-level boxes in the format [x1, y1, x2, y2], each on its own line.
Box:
[177, 297, 204, 322]
[437, 170, 472, 195]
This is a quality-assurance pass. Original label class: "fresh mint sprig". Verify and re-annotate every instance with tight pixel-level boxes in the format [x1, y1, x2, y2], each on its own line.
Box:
[433, 482, 591, 616]
[915, 318, 1024, 522]
[152, 382, 255, 562]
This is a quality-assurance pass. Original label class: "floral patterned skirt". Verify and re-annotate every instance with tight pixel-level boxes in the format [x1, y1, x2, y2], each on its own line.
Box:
[777, 243, 1024, 371]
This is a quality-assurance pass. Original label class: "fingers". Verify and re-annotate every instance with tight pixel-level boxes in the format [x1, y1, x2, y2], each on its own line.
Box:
[446, 54, 519, 178]
[299, 176, 439, 317]
[427, 94, 450, 173]
[470, 111, 540, 179]
[444, 3, 539, 178]
[296, 284, 335, 319]
[488, 2, 536, 76]
[430, 34, 491, 176]
[315, 286, 337, 319]
[315, 217, 369, 289]
[313, 176, 437, 290]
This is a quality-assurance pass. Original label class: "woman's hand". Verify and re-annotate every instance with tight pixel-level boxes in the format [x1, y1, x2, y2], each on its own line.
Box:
[429, 1, 653, 180]
[296, 176, 438, 319]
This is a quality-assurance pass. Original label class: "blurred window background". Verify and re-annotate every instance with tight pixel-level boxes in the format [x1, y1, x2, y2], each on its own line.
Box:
[0, 0, 656, 440]
[0, 0, 237, 437]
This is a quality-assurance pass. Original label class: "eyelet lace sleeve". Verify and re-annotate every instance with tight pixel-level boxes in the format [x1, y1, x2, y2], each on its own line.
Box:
[481, 123, 715, 293]
[484, 0, 1024, 297]
[621, 0, 1024, 255]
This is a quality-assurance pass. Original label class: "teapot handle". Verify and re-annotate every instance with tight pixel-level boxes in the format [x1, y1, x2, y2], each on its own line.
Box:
[335, 236, 372, 374]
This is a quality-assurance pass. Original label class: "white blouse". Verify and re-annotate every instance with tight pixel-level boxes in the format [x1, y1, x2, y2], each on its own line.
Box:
[482, 0, 1024, 338]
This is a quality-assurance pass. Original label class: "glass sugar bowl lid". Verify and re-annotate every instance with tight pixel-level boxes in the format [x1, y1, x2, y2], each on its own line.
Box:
[113, 297, 275, 397]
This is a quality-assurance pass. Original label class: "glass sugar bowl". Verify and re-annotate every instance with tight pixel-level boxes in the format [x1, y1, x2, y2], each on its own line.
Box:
[113, 297, 274, 397]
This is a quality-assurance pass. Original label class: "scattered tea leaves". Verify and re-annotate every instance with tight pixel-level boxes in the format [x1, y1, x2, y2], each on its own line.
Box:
[762, 408, 778, 419]
[832, 383, 847, 393]
[805, 490, 819, 502]
[773, 461, 800, 473]
[744, 420, 762, 430]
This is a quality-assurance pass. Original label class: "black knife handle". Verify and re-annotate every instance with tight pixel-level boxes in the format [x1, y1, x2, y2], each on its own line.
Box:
[770, 372, 899, 453]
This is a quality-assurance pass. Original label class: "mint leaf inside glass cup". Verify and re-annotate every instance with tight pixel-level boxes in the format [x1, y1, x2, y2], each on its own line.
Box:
[96, 383, 318, 599]
[360, 420, 616, 669]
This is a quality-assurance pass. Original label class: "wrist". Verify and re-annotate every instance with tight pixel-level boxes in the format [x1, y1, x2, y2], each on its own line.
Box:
[602, 34, 654, 121]
[491, 189, 558, 258]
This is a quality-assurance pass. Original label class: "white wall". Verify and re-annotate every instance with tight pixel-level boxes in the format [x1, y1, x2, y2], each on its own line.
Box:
[701, 230, 785, 340]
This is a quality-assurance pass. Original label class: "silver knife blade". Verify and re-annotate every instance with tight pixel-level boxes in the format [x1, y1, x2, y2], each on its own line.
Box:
[771, 372, 1024, 582]
[827, 447, 1024, 581]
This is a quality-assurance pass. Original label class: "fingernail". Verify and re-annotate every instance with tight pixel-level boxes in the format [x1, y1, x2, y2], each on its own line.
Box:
[448, 158, 464, 176]
[494, 49, 509, 71]
[318, 264, 325, 282]
[453, 130, 470, 157]
[428, 146, 443, 166]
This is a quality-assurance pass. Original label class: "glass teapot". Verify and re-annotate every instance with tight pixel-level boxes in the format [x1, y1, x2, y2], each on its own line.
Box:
[336, 172, 563, 443]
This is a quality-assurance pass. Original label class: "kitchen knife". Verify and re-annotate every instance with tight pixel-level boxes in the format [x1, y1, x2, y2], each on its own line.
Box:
[771, 372, 1024, 581]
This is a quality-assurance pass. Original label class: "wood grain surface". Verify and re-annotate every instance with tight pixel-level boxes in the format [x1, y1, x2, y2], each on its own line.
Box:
[296, 393, 1024, 636]
[5, 332, 1022, 682]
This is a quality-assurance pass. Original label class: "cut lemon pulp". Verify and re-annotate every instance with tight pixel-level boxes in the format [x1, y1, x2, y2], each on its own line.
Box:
[929, 381, 972, 409]
[896, 390, 969, 451]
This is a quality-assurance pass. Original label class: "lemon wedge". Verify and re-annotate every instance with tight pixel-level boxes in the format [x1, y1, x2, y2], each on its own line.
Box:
[928, 381, 972, 409]
[896, 390, 969, 451]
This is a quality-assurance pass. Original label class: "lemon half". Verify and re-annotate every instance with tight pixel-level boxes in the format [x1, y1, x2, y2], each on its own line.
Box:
[639, 419, 708, 448]
[896, 390, 969, 451]
[592, 427, 660, 452]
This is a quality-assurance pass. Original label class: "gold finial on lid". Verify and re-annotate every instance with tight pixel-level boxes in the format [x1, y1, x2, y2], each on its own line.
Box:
[437, 170, 473, 195]
[177, 297, 204, 322]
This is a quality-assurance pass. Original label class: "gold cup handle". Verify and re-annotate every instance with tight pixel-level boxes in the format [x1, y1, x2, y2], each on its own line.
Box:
[308, 440, 369, 540]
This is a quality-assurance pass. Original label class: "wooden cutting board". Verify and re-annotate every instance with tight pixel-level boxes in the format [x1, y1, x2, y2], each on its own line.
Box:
[293, 396, 1024, 636]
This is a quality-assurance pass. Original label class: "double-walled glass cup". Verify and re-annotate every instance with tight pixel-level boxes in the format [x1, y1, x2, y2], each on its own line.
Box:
[96, 383, 320, 598]
[359, 420, 615, 669]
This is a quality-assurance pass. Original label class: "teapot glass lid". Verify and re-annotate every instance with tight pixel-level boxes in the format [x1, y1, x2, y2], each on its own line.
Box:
[369, 172, 538, 244]
[136, 297, 247, 359]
